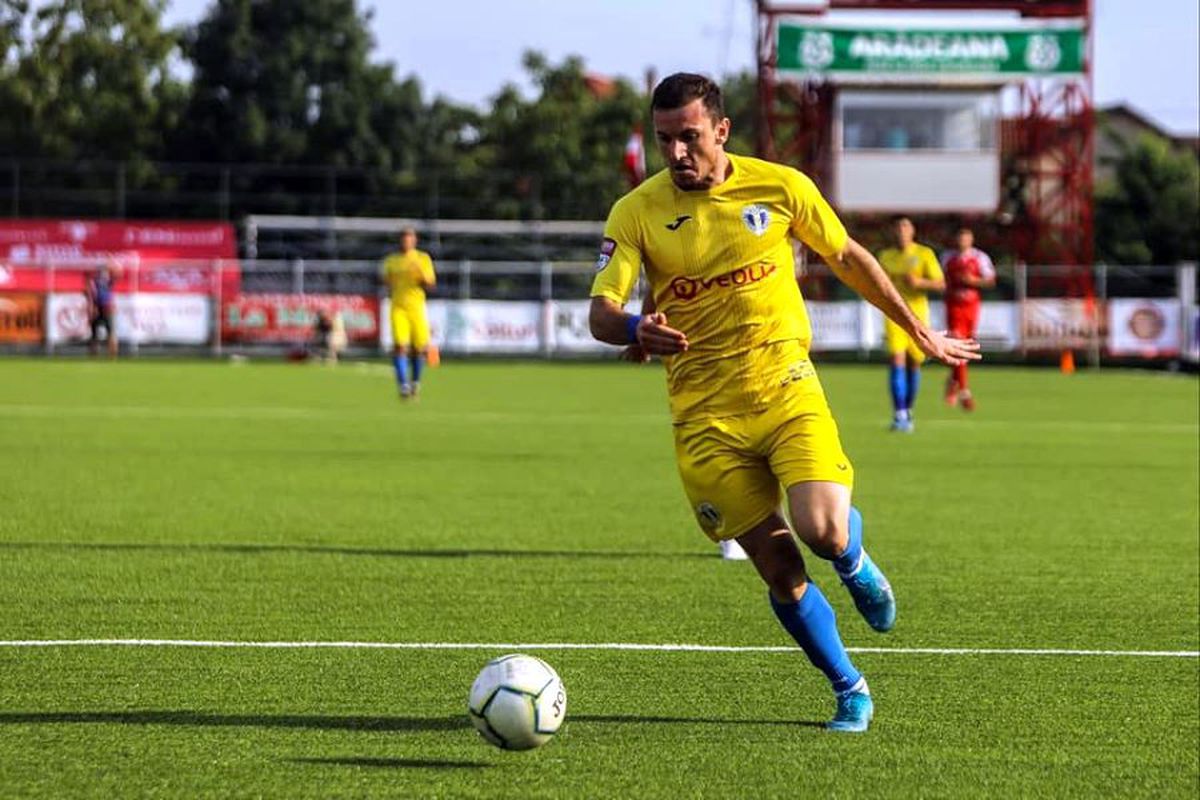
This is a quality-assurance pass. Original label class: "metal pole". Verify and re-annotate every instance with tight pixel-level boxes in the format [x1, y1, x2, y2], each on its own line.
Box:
[1090, 264, 1106, 368]
[1015, 262, 1027, 360]
[129, 258, 139, 358]
[540, 260, 553, 359]
[213, 259, 223, 359]
[1177, 263, 1196, 359]
[44, 261, 54, 356]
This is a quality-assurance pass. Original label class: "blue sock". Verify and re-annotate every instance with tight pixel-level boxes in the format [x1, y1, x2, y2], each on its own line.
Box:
[393, 354, 410, 387]
[411, 353, 423, 384]
[770, 583, 863, 694]
[905, 365, 921, 410]
[831, 506, 864, 576]
[888, 364, 908, 414]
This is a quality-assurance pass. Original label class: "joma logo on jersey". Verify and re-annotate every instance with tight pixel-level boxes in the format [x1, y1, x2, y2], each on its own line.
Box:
[669, 262, 777, 301]
[741, 204, 771, 236]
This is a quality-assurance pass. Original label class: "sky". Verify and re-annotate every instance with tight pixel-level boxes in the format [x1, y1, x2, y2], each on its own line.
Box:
[161, 0, 1199, 135]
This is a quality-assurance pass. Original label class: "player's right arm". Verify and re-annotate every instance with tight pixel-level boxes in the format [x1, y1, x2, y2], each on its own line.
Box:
[588, 196, 687, 355]
[824, 240, 979, 366]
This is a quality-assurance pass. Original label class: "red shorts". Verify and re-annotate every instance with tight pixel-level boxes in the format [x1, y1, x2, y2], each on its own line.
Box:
[947, 302, 980, 339]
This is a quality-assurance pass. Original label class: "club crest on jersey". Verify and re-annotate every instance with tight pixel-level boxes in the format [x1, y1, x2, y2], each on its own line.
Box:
[741, 204, 771, 236]
[695, 502, 723, 533]
[594, 237, 617, 272]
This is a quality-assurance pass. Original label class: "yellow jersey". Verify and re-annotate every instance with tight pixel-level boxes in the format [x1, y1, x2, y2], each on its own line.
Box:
[381, 249, 436, 310]
[591, 153, 848, 422]
[877, 243, 942, 319]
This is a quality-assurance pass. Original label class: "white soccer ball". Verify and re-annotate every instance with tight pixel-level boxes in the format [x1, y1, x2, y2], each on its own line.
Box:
[467, 654, 567, 750]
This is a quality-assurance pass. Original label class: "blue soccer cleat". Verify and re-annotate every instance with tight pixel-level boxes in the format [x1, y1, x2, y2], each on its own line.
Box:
[828, 684, 874, 733]
[838, 550, 896, 633]
[889, 418, 914, 433]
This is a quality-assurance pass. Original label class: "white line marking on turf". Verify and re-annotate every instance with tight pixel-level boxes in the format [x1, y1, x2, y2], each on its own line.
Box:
[0, 640, 1195, 658]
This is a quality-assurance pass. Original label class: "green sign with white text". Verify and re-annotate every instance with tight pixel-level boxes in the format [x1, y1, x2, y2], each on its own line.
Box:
[777, 24, 1085, 77]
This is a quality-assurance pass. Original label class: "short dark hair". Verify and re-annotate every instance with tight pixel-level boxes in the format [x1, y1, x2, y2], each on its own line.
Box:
[651, 73, 724, 122]
[891, 214, 913, 226]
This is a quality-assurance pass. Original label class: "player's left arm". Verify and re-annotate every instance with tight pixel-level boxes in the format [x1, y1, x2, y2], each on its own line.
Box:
[905, 247, 945, 292]
[972, 252, 997, 289]
[825, 240, 979, 366]
[419, 254, 437, 291]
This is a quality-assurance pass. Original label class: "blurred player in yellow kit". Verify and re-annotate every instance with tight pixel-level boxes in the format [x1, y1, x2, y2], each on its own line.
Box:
[381, 227, 436, 399]
[589, 73, 978, 732]
[876, 216, 945, 431]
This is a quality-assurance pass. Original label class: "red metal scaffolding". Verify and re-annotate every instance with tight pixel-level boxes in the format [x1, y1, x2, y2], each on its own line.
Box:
[755, 0, 1095, 279]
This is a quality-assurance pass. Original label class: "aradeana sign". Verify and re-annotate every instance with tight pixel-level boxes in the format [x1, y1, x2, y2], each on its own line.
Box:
[778, 24, 1085, 78]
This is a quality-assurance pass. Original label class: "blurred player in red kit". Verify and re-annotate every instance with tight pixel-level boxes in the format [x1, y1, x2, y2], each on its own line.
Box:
[941, 226, 995, 410]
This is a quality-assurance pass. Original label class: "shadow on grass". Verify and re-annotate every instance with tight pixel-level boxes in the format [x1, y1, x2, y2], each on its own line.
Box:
[573, 714, 826, 729]
[288, 757, 490, 770]
[0, 711, 824, 730]
[0, 711, 470, 732]
[0, 541, 712, 561]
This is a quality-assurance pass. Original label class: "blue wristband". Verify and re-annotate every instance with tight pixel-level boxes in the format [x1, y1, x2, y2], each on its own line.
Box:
[625, 314, 643, 345]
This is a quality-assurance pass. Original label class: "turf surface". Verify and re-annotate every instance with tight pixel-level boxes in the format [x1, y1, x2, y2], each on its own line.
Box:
[0, 358, 1197, 798]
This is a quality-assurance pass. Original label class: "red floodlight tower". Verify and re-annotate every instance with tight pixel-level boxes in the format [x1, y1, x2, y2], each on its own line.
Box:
[755, 0, 1094, 286]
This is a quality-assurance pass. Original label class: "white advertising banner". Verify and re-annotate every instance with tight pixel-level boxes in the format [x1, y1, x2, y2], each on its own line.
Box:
[1021, 299, 1099, 350]
[47, 293, 211, 345]
[976, 302, 1020, 351]
[385, 299, 541, 354]
[808, 301, 863, 351]
[1106, 298, 1182, 356]
[550, 300, 623, 353]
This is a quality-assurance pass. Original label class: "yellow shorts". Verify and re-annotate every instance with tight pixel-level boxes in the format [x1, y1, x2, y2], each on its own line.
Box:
[391, 306, 430, 350]
[672, 376, 854, 543]
[883, 318, 926, 363]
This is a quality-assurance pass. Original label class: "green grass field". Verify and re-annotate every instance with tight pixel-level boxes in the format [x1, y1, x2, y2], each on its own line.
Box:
[0, 357, 1197, 798]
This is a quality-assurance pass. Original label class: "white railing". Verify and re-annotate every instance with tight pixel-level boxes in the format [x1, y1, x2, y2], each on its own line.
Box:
[0, 260, 1195, 364]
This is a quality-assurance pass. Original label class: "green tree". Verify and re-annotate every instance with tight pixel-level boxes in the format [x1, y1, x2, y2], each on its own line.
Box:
[0, 0, 182, 162]
[481, 51, 645, 219]
[1096, 132, 1200, 264]
[174, 0, 397, 169]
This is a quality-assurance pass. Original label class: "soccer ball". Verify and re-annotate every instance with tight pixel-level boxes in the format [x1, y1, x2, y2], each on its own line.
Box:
[467, 654, 567, 750]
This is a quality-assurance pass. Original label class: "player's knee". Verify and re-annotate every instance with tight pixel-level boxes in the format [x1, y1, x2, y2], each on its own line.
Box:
[792, 511, 844, 557]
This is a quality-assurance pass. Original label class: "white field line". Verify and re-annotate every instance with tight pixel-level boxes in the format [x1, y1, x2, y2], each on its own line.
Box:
[0, 639, 1195, 658]
[0, 404, 1195, 433]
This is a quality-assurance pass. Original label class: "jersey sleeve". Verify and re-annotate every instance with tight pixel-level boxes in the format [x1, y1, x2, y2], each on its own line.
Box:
[590, 195, 642, 305]
[977, 250, 996, 280]
[421, 253, 436, 285]
[786, 169, 848, 258]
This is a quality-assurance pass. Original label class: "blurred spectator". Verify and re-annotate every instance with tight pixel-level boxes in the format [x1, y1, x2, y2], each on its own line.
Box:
[85, 263, 118, 358]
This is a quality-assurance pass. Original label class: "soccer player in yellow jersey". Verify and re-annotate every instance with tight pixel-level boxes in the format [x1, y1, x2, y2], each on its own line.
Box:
[590, 74, 978, 732]
[380, 228, 436, 399]
[877, 216, 945, 432]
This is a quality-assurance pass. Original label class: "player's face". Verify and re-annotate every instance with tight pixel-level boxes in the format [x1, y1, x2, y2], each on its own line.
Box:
[893, 219, 915, 247]
[957, 229, 974, 251]
[400, 232, 416, 252]
[653, 99, 731, 190]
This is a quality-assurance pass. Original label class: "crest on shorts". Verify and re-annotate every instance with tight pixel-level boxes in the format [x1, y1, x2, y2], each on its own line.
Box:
[741, 204, 771, 236]
[695, 502, 724, 533]
[594, 237, 617, 272]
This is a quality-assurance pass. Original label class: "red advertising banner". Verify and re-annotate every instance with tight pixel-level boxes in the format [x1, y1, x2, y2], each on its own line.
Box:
[0, 293, 44, 343]
[0, 219, 239, 295]
[223, 294, 379, 343]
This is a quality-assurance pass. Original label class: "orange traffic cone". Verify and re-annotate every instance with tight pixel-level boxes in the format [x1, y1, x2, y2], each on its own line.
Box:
[427, 343, 441, 367]
[1059, 349, 1075, 374]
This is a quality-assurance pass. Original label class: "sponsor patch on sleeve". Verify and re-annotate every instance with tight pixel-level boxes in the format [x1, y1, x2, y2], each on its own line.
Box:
[594, 237, 617, 272]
